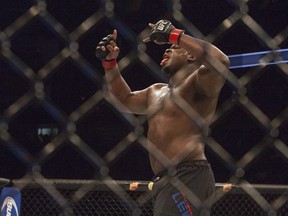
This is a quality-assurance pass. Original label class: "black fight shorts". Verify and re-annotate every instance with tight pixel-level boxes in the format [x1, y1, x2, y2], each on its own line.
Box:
[152, 160, 215, 216]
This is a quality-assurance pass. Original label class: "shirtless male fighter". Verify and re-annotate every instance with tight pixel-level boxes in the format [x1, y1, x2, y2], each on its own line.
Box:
[96, 20, 230, 216]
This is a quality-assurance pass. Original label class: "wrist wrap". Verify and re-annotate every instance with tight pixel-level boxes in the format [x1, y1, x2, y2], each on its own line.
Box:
[169, 29, 184, 45]
[102, 59, 117, 70]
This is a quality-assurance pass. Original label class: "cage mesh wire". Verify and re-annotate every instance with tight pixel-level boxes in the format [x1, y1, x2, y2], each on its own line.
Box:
[16, 181, 288, 216]
[0, 0, 288, 215]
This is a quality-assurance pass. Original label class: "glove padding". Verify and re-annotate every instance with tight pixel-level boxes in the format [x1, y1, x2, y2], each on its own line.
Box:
[95, 34, 114, 60]
[149, 20, 184, 44]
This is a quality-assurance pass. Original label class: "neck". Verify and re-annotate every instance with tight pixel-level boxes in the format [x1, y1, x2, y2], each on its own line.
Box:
[169, 69, 190, 88]
[168, 64, 199, 88]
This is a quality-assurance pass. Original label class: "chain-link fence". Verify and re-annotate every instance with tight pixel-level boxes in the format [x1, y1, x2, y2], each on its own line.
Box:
[1, 0, 288, 215]
[11, 179, 288, 216]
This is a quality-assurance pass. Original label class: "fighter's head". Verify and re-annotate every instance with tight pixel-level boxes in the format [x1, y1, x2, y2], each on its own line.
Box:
[160, 45, 198, 77]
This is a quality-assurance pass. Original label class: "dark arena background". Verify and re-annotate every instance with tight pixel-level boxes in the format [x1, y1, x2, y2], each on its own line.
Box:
[0, 0, 288, 215]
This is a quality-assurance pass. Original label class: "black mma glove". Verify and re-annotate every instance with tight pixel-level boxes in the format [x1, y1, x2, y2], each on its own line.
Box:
[149, 20, 184, 45]
[95, 34, 114, 60]
[96, 33, 118, 70]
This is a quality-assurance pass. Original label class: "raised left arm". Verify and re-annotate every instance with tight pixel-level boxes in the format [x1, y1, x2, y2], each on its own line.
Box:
[143, 19, 230, 97]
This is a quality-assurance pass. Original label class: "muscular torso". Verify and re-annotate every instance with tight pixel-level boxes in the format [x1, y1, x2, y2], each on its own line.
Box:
[146, 82, 218, 174]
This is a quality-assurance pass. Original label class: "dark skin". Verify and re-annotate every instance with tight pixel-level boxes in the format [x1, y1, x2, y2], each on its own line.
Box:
[101, 24, 230, 174]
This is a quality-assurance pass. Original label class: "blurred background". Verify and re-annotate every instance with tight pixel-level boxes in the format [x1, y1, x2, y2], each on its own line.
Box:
[0, 0, 288, 186]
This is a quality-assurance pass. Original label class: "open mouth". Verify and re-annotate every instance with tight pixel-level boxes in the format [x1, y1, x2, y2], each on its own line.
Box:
[160, 54, 169, 66]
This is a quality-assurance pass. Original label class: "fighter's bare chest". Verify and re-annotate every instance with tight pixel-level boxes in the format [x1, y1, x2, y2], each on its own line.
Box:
[147, 87, 184, 118]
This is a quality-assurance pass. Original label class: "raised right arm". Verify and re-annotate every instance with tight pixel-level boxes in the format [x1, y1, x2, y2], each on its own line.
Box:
[96, 30, 149, 114]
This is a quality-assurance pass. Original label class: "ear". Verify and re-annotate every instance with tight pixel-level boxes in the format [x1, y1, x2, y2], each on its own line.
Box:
[187, 54, 196, 63]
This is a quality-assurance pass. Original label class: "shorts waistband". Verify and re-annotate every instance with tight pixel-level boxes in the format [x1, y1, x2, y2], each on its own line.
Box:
[153, 160, 210, 181]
